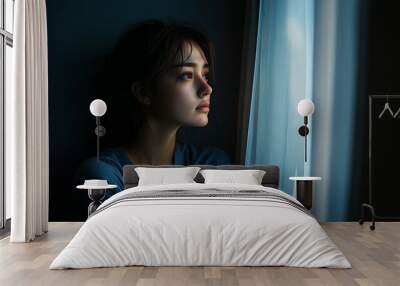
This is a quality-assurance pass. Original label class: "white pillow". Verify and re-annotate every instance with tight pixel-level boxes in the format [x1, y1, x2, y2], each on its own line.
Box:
[135, 167, 201, 186]
[200, 169, 266, 185]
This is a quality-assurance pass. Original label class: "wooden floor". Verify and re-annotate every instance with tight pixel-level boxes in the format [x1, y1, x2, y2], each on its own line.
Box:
[0, 222, 399, 286]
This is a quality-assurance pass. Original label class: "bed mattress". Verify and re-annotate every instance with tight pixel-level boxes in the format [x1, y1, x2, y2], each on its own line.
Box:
[50, 183, 351, 269]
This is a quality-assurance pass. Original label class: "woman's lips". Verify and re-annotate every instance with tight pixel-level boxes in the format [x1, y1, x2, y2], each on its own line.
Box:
[196, 106, 210, 112]
[196, 102, 210, 113]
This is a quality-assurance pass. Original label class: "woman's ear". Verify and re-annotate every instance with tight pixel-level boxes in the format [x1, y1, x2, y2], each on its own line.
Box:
[131, 82, 151, 105]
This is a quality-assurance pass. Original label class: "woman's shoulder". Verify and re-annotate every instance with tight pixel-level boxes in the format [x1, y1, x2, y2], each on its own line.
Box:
[177, 141, 231, 165]
[77, 148, 128, 171]
[73, 147, 129, 189]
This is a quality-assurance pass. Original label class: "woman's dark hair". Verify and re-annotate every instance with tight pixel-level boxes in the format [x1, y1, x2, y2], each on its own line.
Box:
[101, 19, 215, 148]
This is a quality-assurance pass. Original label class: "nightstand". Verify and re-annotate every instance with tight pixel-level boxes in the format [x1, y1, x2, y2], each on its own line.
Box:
[289, 177, 321, 210]
[77, 181, 117, 217]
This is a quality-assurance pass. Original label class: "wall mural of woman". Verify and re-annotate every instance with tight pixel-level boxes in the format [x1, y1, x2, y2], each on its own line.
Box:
[74, 20, 231, 199]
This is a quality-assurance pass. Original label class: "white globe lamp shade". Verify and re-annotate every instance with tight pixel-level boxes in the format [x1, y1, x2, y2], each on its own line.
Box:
[297, 99, 315, 116]
[90, 99, 107, 117]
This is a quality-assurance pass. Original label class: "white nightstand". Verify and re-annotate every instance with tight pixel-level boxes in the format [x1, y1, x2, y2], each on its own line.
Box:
[77, 182, 117, 217]
[289, 177, 321, 210]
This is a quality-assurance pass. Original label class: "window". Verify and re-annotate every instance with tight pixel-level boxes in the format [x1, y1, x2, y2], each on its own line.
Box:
[0, 0, 14, 231]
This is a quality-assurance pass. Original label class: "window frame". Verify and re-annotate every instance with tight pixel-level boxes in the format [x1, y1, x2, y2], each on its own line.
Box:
[0, 0, 14, 231]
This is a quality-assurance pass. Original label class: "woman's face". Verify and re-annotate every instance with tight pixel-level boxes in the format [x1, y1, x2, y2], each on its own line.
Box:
[149, 41, 213, 127]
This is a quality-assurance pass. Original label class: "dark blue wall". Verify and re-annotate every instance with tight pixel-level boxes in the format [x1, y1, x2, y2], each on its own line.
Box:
[47, 0, 246, 221]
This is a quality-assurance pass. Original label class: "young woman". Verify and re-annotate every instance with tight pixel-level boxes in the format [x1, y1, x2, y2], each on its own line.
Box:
[75, 20, 230, 199]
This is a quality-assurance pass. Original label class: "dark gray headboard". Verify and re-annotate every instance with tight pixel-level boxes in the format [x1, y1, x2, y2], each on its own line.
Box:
[123, 165, 280, 189]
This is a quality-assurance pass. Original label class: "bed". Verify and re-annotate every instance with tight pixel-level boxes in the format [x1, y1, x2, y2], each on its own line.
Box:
[50, 164, 351, 269]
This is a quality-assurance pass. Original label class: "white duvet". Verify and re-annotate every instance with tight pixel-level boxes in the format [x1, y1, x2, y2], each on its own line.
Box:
[50, 183, 351, 269]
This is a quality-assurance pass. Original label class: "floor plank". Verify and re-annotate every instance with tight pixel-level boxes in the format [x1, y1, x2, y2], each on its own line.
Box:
[0, 222, 399, 286]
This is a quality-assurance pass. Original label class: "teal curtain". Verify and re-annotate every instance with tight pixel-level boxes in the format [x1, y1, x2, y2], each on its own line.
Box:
[246, 0, 361, 220]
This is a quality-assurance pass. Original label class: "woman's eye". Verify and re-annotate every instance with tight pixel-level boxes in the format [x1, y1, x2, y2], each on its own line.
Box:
[178, 72, 193, 81]
[177, 72, 209, 82]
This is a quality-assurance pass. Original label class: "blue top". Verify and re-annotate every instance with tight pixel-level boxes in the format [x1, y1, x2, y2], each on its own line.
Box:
[74, 141, 231, 199]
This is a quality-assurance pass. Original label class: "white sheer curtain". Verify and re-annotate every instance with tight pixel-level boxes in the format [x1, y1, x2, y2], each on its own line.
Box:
[6, 0, 49, 242]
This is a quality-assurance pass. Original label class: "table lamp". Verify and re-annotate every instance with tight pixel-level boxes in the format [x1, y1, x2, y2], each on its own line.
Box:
[297, 99, 315, 162]
[89, 99, 107, 162]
